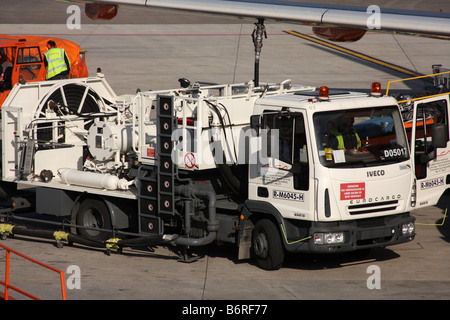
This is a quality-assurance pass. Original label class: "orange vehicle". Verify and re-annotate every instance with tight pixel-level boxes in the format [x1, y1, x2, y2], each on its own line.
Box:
[0, 35, 88, 106]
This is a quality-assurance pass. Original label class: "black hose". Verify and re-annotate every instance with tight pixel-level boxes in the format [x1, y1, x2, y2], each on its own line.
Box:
[11, 225, 105, 248]
[6, 225, 172, 249]
[12, 225, 55, 240]
[67, 234, 107, 248]
[115, 235, 172, 247]
[204, 100, 241, 195]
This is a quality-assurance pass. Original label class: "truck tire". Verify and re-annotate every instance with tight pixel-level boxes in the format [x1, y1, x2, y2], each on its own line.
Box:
[252, 219, 284, 270]
[76, 198, 112, 242]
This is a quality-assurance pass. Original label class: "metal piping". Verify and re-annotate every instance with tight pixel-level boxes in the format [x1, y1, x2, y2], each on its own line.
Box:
[173, 184, 219, 246]
[174, 231, 217, 247]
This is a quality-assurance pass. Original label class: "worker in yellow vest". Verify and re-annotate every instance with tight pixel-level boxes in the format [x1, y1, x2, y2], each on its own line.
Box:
[328, 116, 361, 150]
[44, 40, 71, 80]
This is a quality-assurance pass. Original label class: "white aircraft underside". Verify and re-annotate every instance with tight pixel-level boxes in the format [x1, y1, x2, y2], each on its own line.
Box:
[71, 0, 450, 38]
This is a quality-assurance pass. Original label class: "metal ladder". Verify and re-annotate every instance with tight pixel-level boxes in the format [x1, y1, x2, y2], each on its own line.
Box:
[137, 95, 176, 235]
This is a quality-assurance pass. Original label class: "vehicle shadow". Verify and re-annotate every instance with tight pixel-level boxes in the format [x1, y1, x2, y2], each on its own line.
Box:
[282, 247, 400, 270]
[189, 242, 403, 271]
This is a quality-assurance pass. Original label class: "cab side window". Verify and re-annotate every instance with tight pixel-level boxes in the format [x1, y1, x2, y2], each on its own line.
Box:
[262, 111, 309, 190]
[293, 114, 309, 190]
[17, 47, 42, 64]
[263, 112, 293, 164]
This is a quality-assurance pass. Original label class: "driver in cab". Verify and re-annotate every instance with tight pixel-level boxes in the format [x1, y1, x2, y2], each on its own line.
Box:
[328, 116, 361, 150]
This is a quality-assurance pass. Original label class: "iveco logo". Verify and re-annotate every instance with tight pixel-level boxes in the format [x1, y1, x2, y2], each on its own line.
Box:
[367, 170, 385, 177]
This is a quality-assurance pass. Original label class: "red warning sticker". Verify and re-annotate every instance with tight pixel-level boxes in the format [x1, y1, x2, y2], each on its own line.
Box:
[340, 183, 365, 200]
[184, 152, 196, 169]
[147, 147, 155, 158]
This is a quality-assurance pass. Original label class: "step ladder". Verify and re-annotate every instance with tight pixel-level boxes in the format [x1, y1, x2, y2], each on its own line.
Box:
[138, 95, 176, 235]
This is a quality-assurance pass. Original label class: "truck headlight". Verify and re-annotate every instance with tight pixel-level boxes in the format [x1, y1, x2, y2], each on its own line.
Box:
[402, 222, 415, 235]
[314, 232, 344, 245]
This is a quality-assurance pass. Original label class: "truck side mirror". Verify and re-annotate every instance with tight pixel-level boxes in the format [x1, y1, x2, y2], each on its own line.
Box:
[420, 123, 449, 163]
[250, 115, 261, 132]
[432, 123, 448, 149]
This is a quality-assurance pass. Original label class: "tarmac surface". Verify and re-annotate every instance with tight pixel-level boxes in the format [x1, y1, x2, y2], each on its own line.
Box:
[0, 0, 450, 303]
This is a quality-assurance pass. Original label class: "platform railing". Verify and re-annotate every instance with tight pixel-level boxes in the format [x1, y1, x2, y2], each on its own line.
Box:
[0, 243, 67, 300]
[386, 70, 450, 103]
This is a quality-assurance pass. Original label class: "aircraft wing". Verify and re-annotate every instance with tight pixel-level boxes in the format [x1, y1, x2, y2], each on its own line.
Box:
[73, 0, 450, 38]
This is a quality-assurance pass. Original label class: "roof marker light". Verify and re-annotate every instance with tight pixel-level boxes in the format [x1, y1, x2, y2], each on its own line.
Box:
[319, 86, 329, 100]
[371, 82, 382, 96]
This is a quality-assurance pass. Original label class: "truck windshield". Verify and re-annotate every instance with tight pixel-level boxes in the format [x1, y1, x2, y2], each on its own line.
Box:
[314, 106, 409, 167]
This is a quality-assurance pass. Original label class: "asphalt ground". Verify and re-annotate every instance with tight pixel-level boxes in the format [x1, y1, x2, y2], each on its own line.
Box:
[0, 194, 449, 301]
[0, 0, 450, 306]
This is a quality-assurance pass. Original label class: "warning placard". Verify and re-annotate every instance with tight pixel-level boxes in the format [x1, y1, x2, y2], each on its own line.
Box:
[340, 183, 365, 200]
[184, 152, 196, 169]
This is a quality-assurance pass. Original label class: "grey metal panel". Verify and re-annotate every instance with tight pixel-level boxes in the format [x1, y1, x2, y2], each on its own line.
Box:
[36, 187, 75, 217]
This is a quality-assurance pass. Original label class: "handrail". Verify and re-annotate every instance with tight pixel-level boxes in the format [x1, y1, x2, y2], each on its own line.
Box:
[386, 70, 450, 103]
[0, 243, 66, 300]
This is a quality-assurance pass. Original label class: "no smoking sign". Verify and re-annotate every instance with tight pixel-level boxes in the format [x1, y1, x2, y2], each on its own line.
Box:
[184, 152, 196, 169]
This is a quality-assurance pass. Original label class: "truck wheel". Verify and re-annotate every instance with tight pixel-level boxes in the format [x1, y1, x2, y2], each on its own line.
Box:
[252, 219, 284, 270]
[76, 198, 112, 242]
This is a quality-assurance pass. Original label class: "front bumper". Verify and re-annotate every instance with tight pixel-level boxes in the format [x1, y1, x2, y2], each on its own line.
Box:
[282, 213, 415, 254]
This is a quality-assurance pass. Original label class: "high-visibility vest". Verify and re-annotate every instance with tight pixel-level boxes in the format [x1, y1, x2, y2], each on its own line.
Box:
[44, 48, 70, 79]
[330, 128, 361, 149]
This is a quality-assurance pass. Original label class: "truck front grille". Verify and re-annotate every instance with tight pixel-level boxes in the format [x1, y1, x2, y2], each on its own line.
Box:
[348, 200, 398, 215]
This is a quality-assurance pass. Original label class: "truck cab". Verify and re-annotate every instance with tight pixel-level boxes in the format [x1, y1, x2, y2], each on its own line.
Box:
[245, 84, 449, 268]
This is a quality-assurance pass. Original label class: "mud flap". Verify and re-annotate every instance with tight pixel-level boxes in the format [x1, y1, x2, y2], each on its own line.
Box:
[238, 219, 254, 260]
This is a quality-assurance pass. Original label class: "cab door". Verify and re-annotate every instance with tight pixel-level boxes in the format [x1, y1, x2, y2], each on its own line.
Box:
[409, 95, 450, 209]
[15, 46, 45, 84]
[249, 110, 315, 221]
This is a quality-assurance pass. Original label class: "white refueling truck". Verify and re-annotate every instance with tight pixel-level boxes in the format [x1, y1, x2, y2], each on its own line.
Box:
[0, 68, 449, 269]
